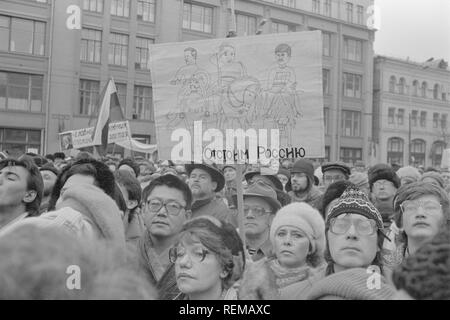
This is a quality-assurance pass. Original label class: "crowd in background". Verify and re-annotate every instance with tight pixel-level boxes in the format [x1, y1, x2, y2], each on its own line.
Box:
[0, 149, 449, 300]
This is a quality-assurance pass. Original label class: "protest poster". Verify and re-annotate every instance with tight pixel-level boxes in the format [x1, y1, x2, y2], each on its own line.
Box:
[59, 121, 131, 150]
[149, 31, 325, 164]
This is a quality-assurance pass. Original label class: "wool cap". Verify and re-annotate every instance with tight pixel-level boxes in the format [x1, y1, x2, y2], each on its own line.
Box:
[396, 166, 421, 183]
[322, 162, 351, 176]
[291, 159, 314, 177]
[368, 164, 401, 190]
[420, 172, 445, 189]
[270, 202, 326, 257]
[277, 168, 291, 180]
[327, 186, 384, 231]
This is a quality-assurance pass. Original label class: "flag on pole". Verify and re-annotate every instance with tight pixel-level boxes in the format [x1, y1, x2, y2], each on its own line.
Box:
[91, 79, 125, 149]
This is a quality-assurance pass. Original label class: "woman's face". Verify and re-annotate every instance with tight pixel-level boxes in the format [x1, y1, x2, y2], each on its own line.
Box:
[174, 238, 225, 297]
[327, 214, 378, 271]
[273, 226, 310, 269]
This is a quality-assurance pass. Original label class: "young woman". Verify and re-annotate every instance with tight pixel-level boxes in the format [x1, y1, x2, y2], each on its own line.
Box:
[170, 217, 245, 300]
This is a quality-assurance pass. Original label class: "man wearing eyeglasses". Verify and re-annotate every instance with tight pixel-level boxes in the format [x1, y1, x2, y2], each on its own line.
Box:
[233, 181, 282, 261]
[321, 162, 351, 190]
[368, 164, 401, 228]
[137, 174, 193, 300]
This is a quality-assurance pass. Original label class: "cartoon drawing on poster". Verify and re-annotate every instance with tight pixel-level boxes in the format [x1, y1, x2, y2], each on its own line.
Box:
[150, 31, 325, 162]
[60, 132, 73, 150]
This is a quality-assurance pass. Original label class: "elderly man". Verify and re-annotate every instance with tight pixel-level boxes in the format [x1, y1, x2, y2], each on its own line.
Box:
[186, 163, 230, 222]
[0, 158, 43, 233]
[321, 162, 351, 190]
[233, 181, 282, 261]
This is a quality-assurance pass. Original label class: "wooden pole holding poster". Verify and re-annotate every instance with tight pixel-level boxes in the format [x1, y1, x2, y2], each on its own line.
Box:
[234, 164, 246, 248]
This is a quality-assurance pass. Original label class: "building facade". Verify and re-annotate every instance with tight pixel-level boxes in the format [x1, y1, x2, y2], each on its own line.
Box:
[373, 55, 450, 168]
[0, 0, 375, 163]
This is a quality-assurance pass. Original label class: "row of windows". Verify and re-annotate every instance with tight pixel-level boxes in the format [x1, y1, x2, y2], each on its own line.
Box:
[314, 30, 363, 62]
[387, 107, 448, 129]
[0, 15, 45, 56]
[0, 71, 152, 120]
[310, 146, 361, 166]
[323, 108, 361, 137]
[388, 76, 448, 100]
[387, 138, 446, 167]
[83, 0, 156, 22]
[0, 128, 41, 159]
[79, 79, 153, 120]
[80, 28, 154, 69]
[345, 2, 365, 25]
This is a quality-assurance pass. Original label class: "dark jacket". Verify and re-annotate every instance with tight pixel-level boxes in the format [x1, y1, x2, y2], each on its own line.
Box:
[288, 186, 323, 210]
[191, 196, 231, 222]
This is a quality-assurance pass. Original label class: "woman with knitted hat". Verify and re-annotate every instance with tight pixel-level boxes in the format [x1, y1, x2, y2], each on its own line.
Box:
[239, 202, 326, 300]
[170, 217, 245, 300]
[305, 186, 395, 299]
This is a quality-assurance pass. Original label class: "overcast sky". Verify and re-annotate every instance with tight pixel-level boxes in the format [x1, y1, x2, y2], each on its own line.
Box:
[374, 0, 450, 63]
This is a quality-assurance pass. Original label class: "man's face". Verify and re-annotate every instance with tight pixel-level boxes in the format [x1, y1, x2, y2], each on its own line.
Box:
[290, 173, 308, 192]
[40, 170, 57, 197]
[184, 51, 195, 65]
[188, 168, 217, 199]
[223, 167, 236, 182]
[323, 169, 347, 189]
[372, 179, 397, 201]
[142, 185, 189, 238]
[243, 197, 273, 237]
[441, 172, 450, 187]
[276, 51, 290, 66]
[0, 165, 32, 211]
[402, 195, 445, 242]
[328, 214, 379, 271]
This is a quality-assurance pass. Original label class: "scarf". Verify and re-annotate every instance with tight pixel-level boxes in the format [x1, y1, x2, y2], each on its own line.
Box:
[268, 259, 311, 289]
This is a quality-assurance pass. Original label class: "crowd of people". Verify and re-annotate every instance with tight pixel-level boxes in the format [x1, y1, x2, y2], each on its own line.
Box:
[0, 149, 449, 300]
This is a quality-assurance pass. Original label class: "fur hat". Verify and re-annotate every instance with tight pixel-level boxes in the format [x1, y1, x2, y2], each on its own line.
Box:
[368, 164, 400, 190]
[420, 172, 445, 189]
[396, 166, 421, 183]
[322, 162, 351, 176]
[270, 203, 326, 257]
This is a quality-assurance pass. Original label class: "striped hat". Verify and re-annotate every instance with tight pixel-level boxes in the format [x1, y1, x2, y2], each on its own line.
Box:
[326, 186, 384, 231]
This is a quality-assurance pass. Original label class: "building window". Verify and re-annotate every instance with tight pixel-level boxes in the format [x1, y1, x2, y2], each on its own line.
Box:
[115, 83, 127, 114]
[235, 13, 256, 37]
[262, 0, 297, 9]
[322, 32, 331, 56]
[183, 3, 213, 33]
[411, 110, 418, 127]
[389, 76, 396, 93]
[412, 80, 419, 96]
[343, 73, 362, 98]
[271, 21, 292, 33]
[411, 139, 426, 166]
[135, 37, 154, 70]
[324, 0, 331, 16]
[0, 71, 43, 112]
[111, 0, 130, 18]
[346, 2, 353, 23]
[133, 86, 153, 120]
[398, 78, 406, 94]
[421, 81, 427, 98]
[431, 141, 446, 167]
[340, 148, 362, 165]
[323, 69, 330, 95]
[83, 0, 103, 13]
[397, 108, 404, 125]
[79, 79, 99, 115]
[312, 0, 320, 14]
[344, 38, 362, 62]
[325, 146, 330, 162]
[441, 114, 447, 130]
[387, 137, 404, 166]
[80, 28, 102, 63]
[433, 113, 440, 128]
[388, 107, 395, 124]
[434, 84, 440, 99]
[342, 110, 361, 137]
[324, 107, 329, 135]
[109, 33, 128, 67]
[357, 5, 364, 24]
[137, 0, 156, 22]
[0, 16, 45, 56]
[0, 128, 42, 159]
[420, 111, 427, 128]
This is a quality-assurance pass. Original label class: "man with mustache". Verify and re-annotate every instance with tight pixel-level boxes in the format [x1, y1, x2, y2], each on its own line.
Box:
[286, 159, 322, 209]
[186, 163, 230, 223]
[137, 174, 193, 300]
[368, 164, 401, 228]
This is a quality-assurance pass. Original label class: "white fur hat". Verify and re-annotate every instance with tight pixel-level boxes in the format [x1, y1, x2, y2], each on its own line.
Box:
[270, 202, 326, 256]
